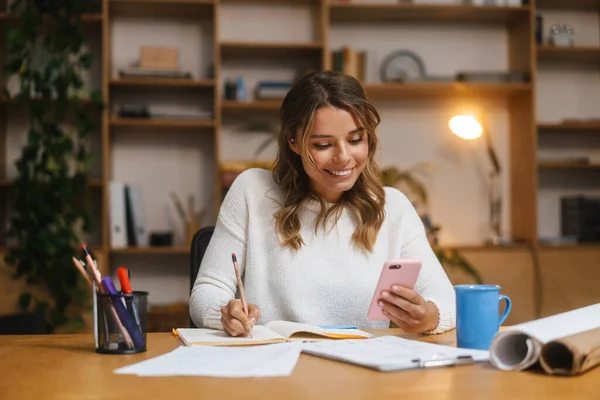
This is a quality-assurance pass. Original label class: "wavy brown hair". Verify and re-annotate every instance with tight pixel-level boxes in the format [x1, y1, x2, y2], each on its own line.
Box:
[272, 71, 386, 253]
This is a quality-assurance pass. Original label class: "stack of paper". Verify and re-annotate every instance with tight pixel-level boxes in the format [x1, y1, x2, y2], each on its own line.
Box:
[302, 336, 490, 371]
[114, 343, 303, 378]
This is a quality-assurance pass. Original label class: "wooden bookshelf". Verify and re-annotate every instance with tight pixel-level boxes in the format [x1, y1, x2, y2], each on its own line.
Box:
[110, 78, 215, 88]
[221, 100, 282, 112]
[220, 41, 323, 59]
[537, 46, 600, 64]
[538, 121, 600, 131]
[109, 117, 215, 129]
[109, 0, 215, 19]
[535, 0, 600, 10]
[221, 0, 312, 3]
[540, 242, 600, 249]
[363, 82, 531, 99]
[7, 0, 599, 322]
[538, 162, 600, 169]
[110, 246, 190, 255]
[328, 3, 530, 24]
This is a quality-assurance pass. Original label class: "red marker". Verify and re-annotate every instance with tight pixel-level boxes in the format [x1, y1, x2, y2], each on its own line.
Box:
[117, 266, 142, 335]
[117, 267, 132, 294]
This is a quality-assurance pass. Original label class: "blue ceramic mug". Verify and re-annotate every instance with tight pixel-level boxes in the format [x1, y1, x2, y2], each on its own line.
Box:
[454, 284, 511, 350]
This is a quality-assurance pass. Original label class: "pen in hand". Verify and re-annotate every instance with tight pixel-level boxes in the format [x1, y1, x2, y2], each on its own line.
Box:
[231, 253, 253, 338]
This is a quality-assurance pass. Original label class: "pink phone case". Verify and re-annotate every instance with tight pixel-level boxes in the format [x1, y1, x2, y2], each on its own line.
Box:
[367, 259, 423, 320]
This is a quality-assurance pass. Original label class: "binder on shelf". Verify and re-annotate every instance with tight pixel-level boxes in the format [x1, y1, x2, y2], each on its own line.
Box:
[109, 181, 127, 248]
[125, 184, 149, 247]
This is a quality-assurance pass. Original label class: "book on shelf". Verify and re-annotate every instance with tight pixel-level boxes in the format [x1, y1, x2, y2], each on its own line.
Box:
[116, 104, 213, 120]
[255, 81, 293, 100]
[110, 181, 149, 248]
[330, 46, 366, 82]
[118, 66, 192, 80]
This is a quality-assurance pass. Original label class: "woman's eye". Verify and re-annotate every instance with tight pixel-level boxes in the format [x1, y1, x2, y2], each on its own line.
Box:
[349, 136, 364, 144]
[313, 143, 331, 149]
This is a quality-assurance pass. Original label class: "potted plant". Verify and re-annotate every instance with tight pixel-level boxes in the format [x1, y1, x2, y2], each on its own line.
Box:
[2, 0, 103, 333]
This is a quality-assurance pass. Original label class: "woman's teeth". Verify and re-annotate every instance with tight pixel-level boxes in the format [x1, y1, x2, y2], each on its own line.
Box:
[326, 169, 352, 177]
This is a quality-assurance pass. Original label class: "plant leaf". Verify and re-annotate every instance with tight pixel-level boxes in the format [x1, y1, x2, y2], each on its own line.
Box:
[18, 292, 32, 312]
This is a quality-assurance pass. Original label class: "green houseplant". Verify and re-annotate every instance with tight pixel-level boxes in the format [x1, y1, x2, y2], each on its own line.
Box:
[3, 0, 102, 332]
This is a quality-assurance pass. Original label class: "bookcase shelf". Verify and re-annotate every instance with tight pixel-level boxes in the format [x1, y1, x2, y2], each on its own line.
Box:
[221, 100, 282, 112]
[110, 246, 190, 255]
[535, 0, 599, 11]
[5, 0, 595, 323]
[328, 3, 530, 25]
[537, 46, 600, 64]
[220, 41, 323, 59]
[110, 78, 215, 89]
[109, 118, 215, 129]
[363, 82, 531, 100]
[538, 122, 600, 131]
[221, 0, 312, 3]
[109, 0, 215, 19]
[538, 162, 600, 169]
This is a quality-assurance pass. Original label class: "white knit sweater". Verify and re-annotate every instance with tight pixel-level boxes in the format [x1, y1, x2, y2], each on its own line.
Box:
[190, 168, 456, 334]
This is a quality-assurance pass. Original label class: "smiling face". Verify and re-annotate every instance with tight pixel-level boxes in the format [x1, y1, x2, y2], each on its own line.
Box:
[290, 106, 369, 203]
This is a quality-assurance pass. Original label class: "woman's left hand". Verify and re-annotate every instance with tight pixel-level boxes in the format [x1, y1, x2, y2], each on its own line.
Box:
[378, 285, 439, 333]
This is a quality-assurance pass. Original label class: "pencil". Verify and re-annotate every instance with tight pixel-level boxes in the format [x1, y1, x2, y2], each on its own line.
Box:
[231, 253, 249, 315]
[72, 256, 92, 287]
[231, 253, 252, 338]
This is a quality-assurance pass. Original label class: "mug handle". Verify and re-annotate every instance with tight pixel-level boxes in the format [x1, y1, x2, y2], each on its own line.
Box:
[498, 295, 512, 326]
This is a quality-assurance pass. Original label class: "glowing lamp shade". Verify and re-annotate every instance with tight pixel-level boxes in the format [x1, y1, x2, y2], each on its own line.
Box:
[448, 115, 483, 141]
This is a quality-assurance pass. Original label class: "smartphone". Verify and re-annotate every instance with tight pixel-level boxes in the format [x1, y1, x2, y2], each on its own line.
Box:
[367, 259, 423, 320]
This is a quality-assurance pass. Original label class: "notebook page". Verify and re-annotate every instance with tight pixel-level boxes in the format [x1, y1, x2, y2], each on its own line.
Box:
[302, 336, 489, 371]
[114, 343, 303, 377]
[265, 321, 371, 339]
[265, 321, 324, 339]
[176, 326, 285, 345]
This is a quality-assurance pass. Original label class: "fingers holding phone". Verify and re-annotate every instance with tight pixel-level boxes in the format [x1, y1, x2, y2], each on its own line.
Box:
[367, 259, 422, 321]
[378, 286, 439, 333]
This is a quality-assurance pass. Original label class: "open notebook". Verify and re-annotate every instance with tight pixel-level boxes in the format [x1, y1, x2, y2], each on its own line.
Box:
[175, 321, 373, 346]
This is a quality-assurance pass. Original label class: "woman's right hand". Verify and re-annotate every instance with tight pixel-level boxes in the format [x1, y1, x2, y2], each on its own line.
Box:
[221, 299, 261, 337]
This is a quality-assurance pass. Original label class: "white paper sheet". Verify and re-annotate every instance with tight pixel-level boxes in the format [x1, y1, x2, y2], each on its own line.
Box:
[301, 335, 490, 371]
[114, 342, 303, 377]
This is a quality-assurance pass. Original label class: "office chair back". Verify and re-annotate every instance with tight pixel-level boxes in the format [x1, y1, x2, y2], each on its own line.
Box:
[189, 226, 215, 328]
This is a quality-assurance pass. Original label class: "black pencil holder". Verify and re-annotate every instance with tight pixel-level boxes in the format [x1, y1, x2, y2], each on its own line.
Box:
[94, 287, 148, 354]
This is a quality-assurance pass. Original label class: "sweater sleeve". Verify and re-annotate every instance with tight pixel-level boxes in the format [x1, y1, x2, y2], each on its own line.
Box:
[189, 171, 251, 330]
[393, 193, 456, 334]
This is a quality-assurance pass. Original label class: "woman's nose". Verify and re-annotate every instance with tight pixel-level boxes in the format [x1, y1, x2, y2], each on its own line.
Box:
[333, 144, 350, 164]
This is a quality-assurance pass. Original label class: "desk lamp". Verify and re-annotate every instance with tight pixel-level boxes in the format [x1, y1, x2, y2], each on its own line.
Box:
[448, 115, 503, 245]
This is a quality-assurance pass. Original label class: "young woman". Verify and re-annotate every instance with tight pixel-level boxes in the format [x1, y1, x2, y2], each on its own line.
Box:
[190, 71, 456, 337]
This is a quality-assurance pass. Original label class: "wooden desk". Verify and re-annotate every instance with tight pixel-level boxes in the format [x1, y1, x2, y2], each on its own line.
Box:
[0, 329, 596, 400]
